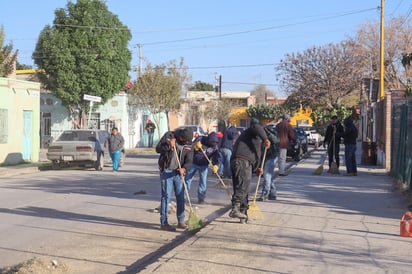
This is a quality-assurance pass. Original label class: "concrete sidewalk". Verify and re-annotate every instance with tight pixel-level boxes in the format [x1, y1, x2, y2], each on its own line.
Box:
[136, 149, 412, 274]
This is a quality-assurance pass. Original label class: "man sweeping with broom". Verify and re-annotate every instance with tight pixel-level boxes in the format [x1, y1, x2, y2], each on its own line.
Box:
[229, 118, 270, 224]
[156, 128, 193, 232]
[323, 115, 344, 174]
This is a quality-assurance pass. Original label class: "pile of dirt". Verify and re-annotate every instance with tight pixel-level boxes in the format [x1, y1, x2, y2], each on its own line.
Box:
[0, 257, 69, 274]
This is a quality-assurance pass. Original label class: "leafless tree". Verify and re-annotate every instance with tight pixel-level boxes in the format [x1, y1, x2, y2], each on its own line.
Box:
[250, 84, 276, 105]
[276, 41, 363, 109]
[348, 16, 412, 89]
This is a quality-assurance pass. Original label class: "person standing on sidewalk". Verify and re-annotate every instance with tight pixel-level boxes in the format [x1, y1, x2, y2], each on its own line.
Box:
[323, 115, 344, 173]
[218, 125, 239, 179]
[275, 114, 295, 176]
[156, 128, 193, 231]
[185, 132, 222, 204]
[258, 125, 280, 201]
[145, 119, 156, 148]
[339, 116, 358, 176]
[229, 118, 270, 221]
[106, 127, 125, 172]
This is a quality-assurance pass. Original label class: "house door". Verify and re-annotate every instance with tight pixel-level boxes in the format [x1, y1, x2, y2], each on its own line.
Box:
[40, 112, 52, 148]
[23, 110, 32, 160]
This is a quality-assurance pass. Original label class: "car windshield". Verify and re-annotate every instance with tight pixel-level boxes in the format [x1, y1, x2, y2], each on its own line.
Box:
[58, 131, 97, 142]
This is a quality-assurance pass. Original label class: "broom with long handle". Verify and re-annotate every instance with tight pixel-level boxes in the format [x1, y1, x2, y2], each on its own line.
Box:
[172, 145, 203, 232]
[199, 148, 232, 199]
[331, 132, 339, 174]
[248, 147, 268, 220]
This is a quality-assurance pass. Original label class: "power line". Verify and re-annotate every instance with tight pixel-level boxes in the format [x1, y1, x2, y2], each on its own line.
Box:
[141, 7, 377, 46]
[187, 64, 276, 70]
[223, 81, 280, 87]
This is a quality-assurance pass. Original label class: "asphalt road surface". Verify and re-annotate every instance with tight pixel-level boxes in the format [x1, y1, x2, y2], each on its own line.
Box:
[0, 154, 231, 273]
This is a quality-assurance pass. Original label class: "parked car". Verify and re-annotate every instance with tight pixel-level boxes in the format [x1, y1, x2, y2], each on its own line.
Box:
[46, 129, 125, 170]
[287, 127, 308, 161]
[174, 125, 206, 141]
[299, 126, 322, 148]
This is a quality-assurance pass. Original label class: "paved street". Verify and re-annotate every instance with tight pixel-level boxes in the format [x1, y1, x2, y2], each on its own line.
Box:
[0, 155, 231, 273]
[1, 147, 412, 273]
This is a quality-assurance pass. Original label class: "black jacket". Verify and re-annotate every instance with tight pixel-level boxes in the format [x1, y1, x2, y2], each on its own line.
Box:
[156, 130, 193, 172]
[324, 121, 344, 146]
[231, 123, 268, 171]
[337, 117, 358, 145]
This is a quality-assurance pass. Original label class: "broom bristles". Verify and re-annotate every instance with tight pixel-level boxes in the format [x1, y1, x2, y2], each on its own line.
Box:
[187, 211, 203, 232]
[248, 202, 264, 220]
[331, 162, 339, 174]
[312, 164, 324, 175]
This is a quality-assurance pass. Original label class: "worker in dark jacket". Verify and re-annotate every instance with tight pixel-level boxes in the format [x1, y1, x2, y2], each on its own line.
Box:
[259, 125, 280, 201]
[156, 128, 193, 231]
[323, 115, 344, 172]
[339, 117, 358, 176]
[218, 125, 239, 179]
[185, 132, 222, 204]
[106, 127, 125, 172]
[229, 118, 270, 222]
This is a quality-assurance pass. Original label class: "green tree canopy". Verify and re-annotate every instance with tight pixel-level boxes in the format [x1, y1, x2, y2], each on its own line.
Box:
[188, 80, 214, 91]
[247, 104, 285, 122]
[0, 26, 17, 77]
[32, 0, 131, 122]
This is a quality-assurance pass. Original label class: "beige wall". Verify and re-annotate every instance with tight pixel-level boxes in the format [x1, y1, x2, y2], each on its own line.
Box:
[0, 78, 40, 164]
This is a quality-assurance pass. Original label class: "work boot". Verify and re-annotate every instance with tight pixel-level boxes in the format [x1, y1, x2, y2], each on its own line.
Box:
[229, 202, 247, 219]
[239, 208, 249, 224]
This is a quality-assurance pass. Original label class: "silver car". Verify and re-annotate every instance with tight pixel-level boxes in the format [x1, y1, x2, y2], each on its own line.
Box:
[47, 129, 124, 170]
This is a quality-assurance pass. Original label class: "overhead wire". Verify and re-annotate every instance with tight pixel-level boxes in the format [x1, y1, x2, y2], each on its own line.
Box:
[140, 7, 377, 46]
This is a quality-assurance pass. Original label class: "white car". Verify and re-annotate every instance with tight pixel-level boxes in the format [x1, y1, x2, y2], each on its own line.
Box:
[47, 129, 125, 170]
[298, 126, 322, 148]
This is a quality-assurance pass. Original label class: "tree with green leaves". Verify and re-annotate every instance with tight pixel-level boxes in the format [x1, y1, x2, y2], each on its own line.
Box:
[189, 80, 214, 91]
[247, 104, 284, 122]
[131, 58, 189, 135]
[0, 26, 17, 77]
[32, 0, 131, 128]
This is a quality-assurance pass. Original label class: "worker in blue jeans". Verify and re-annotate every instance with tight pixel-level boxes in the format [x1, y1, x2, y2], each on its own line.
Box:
[185, 132, 222, 204]
[106, 127, 124, 172]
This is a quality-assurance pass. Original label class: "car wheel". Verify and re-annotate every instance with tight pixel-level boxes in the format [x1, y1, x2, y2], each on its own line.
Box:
[95, 152, 104, 171]
[52, 161, 61, 170]
[294, 147, 303, 161]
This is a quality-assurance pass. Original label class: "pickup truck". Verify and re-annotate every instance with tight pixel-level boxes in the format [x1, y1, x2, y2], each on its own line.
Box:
[299, 126, 322, 148]
[47, 129, 125, 170]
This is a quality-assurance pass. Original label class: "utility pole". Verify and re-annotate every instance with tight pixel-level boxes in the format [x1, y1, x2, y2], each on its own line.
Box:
[215, 74, 222, 100]
[137, 43, 143, 78]
[379, 0, 385, 100]
[219, 75, 222, 100]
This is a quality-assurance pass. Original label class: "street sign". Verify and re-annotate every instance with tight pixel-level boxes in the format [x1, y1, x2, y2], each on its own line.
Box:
[83, 94, 102, 103]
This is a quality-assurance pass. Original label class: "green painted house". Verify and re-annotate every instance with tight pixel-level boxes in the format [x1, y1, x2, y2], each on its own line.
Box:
[0, 77, 40, 164]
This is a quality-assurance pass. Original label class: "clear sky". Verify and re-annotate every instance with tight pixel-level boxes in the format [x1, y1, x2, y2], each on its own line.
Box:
[1, 0, 410, 96]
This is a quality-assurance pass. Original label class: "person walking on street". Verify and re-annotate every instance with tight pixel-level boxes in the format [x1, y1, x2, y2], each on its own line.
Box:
[145, 119, 156, 148]
[156, 127, 193, 231]
[218, 125, 239, 179]
[339, 116, 358, 176]
[185, 132, 222, 204]
[275, 114, 295, 176]
[259, 125, 280, 201]
[229, 118, 270, 222]
[106, 127, 124, 172]
[323, 115, 344, 173]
